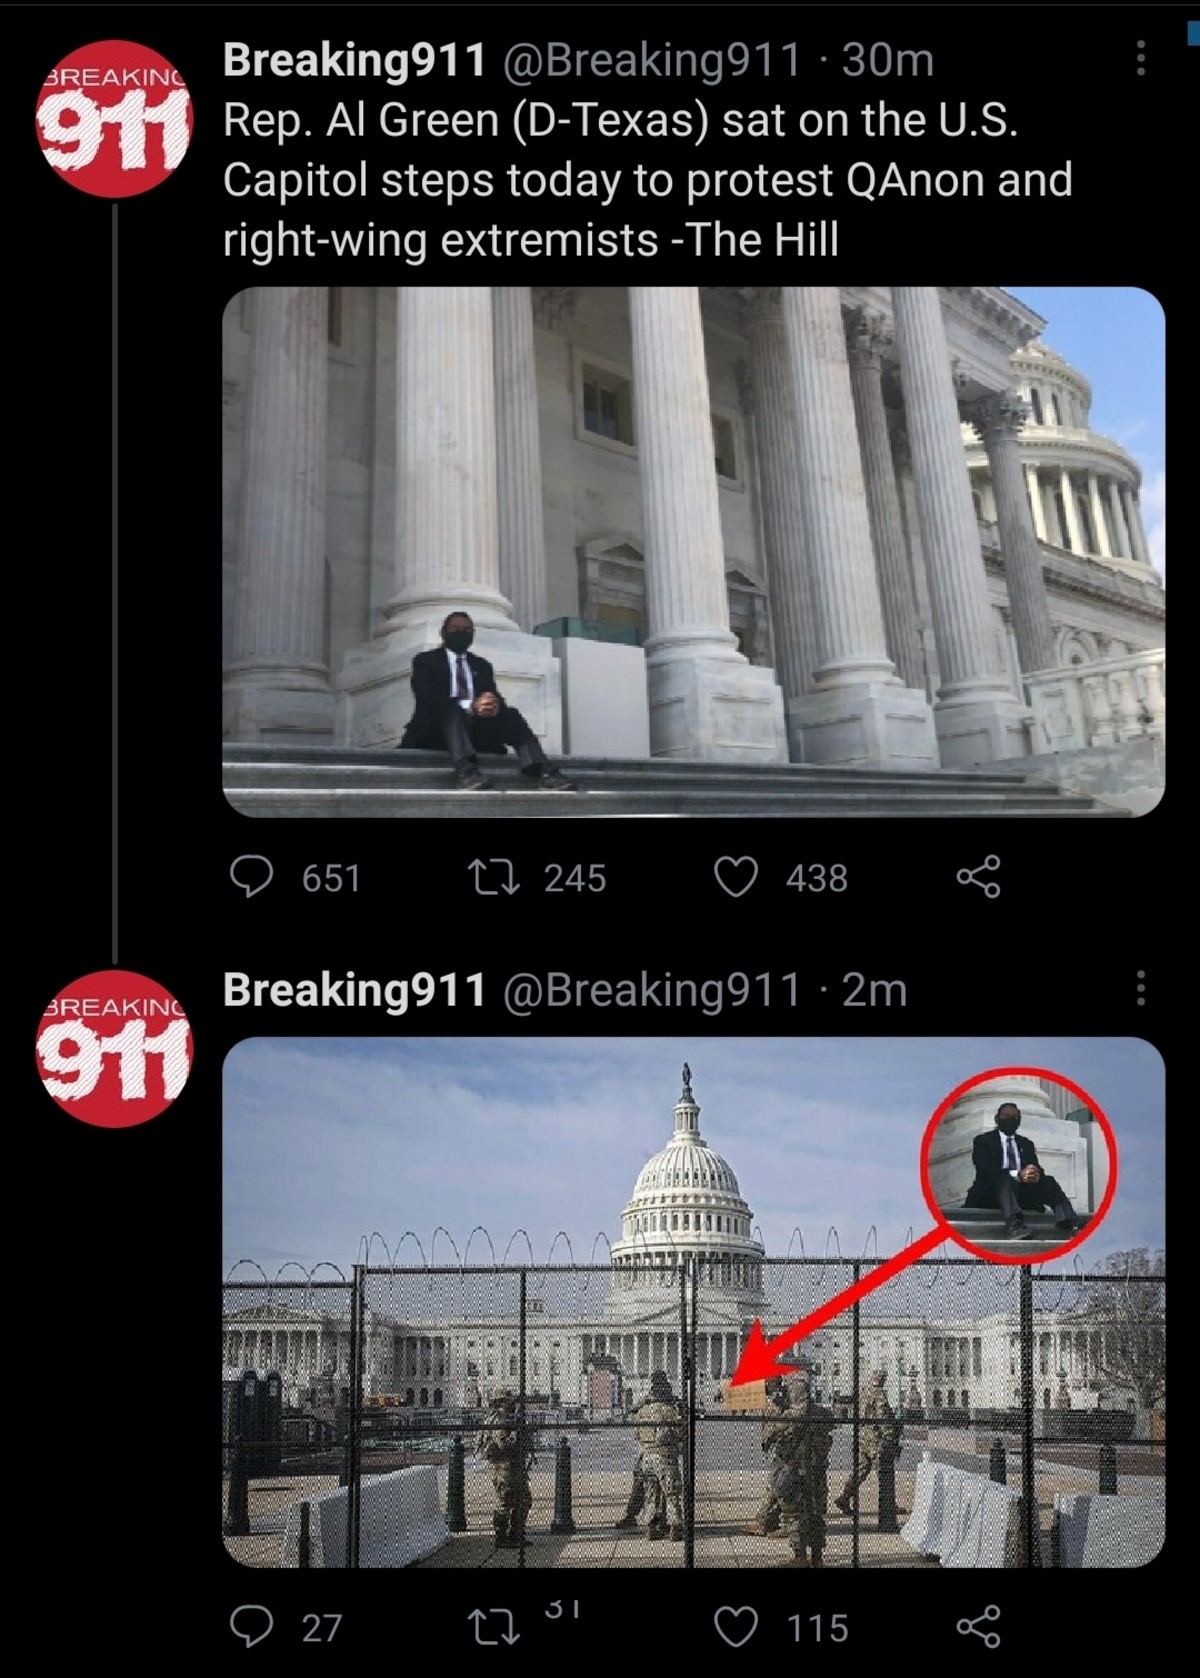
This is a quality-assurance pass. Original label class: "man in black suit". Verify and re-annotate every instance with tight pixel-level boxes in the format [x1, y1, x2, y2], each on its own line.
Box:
[964, 1101, 1085, 1240]
[398, 611, 577, 792]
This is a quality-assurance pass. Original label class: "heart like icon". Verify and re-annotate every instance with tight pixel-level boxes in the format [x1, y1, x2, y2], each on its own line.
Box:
[714, 1606, 759, 1648]
[714, 856, 759, 898]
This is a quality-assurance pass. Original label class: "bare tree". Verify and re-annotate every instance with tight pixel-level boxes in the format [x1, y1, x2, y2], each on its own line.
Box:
[1086, 1248, 1165, 1412]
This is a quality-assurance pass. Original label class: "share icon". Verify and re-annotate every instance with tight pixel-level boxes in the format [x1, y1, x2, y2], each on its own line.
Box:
[956, 1604, 1001, 1649]
[956, 855, 1001, 898]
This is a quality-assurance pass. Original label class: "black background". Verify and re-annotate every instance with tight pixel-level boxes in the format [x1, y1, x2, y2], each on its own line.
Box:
[21, 4, 1177, 1655]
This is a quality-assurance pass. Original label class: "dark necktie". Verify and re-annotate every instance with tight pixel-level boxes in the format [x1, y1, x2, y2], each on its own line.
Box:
[455, 654, 469, 701]
[1005, 1137, 1018, 1171]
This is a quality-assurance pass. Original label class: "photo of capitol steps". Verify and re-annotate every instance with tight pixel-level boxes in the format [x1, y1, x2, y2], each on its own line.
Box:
[223, 744, 1132, 818]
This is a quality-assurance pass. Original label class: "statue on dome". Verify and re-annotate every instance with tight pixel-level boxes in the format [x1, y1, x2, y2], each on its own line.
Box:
[681, 1062, 693, 1098]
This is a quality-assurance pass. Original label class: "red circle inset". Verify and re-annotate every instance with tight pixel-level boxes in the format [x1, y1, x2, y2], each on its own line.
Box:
[35, 40, 193, 198]
[36, 969, 193, 1127]
[919, 1064, 1117, 1264]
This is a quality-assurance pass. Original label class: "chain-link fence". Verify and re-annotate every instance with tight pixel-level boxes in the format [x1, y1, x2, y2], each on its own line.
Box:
[221, 1256, 1164, 1569]
[222, 1276, 356, 1566]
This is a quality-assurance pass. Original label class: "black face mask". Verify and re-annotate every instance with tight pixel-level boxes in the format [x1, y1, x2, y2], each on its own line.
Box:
[443, 629, 473, 654]
[997, 1115, 1021, 1136]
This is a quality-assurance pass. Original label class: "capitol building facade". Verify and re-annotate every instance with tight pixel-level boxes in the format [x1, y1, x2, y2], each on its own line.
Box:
[222, 1069, 1133, 1420]
[222, 286, 1163, 792]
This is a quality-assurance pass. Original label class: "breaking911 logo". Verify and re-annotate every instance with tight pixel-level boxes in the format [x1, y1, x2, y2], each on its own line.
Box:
[37, 970, 193, 1127]
[36, 39, 193, 198]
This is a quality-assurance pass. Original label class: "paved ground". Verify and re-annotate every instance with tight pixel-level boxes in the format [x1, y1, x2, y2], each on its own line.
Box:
[222, 1448, 1160, 1569]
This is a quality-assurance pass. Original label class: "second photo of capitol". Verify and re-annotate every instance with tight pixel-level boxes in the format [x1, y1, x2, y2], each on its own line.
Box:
[222, 1036, 1164, 1570]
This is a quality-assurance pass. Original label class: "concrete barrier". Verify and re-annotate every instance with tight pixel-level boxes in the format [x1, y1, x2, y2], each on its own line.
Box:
[1052, 1493, 1165, 1567]
[901, 1451, 941, 1554]
[901, 1457, 1042, 1567]
[281, 1466, 448, 1568]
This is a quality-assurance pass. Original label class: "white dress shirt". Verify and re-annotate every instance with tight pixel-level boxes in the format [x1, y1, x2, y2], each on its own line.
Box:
[446, 647, 475, 710]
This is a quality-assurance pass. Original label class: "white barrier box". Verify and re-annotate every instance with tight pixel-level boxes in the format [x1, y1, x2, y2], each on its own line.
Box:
[552, 637, 651, 759]
[1053, 1493, 1165, 1567]
[280, 1465, 449, 1568]
[902, 1458, 1042, 1567]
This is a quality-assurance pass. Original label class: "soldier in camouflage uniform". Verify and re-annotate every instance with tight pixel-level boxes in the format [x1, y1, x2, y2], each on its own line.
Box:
[629, 1370, 684, 1541]
[834, 1369, 899, 1514]
[613, 1454, 647, 1530]
[762, 1369, 835, 1567]
[742, 1378, 787, 1536]
[476, 1389, 533, 1548]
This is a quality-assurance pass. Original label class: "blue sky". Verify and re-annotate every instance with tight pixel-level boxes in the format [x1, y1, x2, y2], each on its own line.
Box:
[223, 1037, 1163, 1277]
[1004, 287, 1165, 576]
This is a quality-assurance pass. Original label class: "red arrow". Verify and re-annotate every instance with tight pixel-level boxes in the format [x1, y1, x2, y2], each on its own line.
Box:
[729, 1227, 948, 1386]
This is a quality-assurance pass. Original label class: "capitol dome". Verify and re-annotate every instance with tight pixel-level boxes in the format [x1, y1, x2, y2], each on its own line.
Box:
[963, 336, 1157, 588]
[608, 1065, 764, 1313]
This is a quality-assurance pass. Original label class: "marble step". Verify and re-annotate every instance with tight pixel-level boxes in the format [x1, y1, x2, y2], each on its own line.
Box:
[942, 1207, 1086, 1258]
[948, 1235, 1065, 1258]
[222, 746, 1127, 818]
[223, 759, 1102, 802]
[225, 743, 1093, 791]
[224, 786, 1122, 819]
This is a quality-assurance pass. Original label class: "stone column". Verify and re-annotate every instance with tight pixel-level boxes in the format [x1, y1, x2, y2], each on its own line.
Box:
[1025, 464, 1048, 541]
[492, 287, 548, 631]
[965, 391, 1055, 677]
[1059, 468, 1085, 553]
[892, 425, 939, 700]
[1122, 485, 1151, 566]
[780, 287, 937, 768]
[846, 309, 927, 691]
[337, 287, 560, 748]
[743, 289, 820, 704]
[1003, 615, 1022, 696]
[224, 286, 331, 742]
[1108, 479, 1132, 559]
[890, 286, 1029, 764]
[1087, 472, 1113, 558]
[628, 286, 786, 761]
[1044, 478, 1064, 547]
[390, 287, 510, 628]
